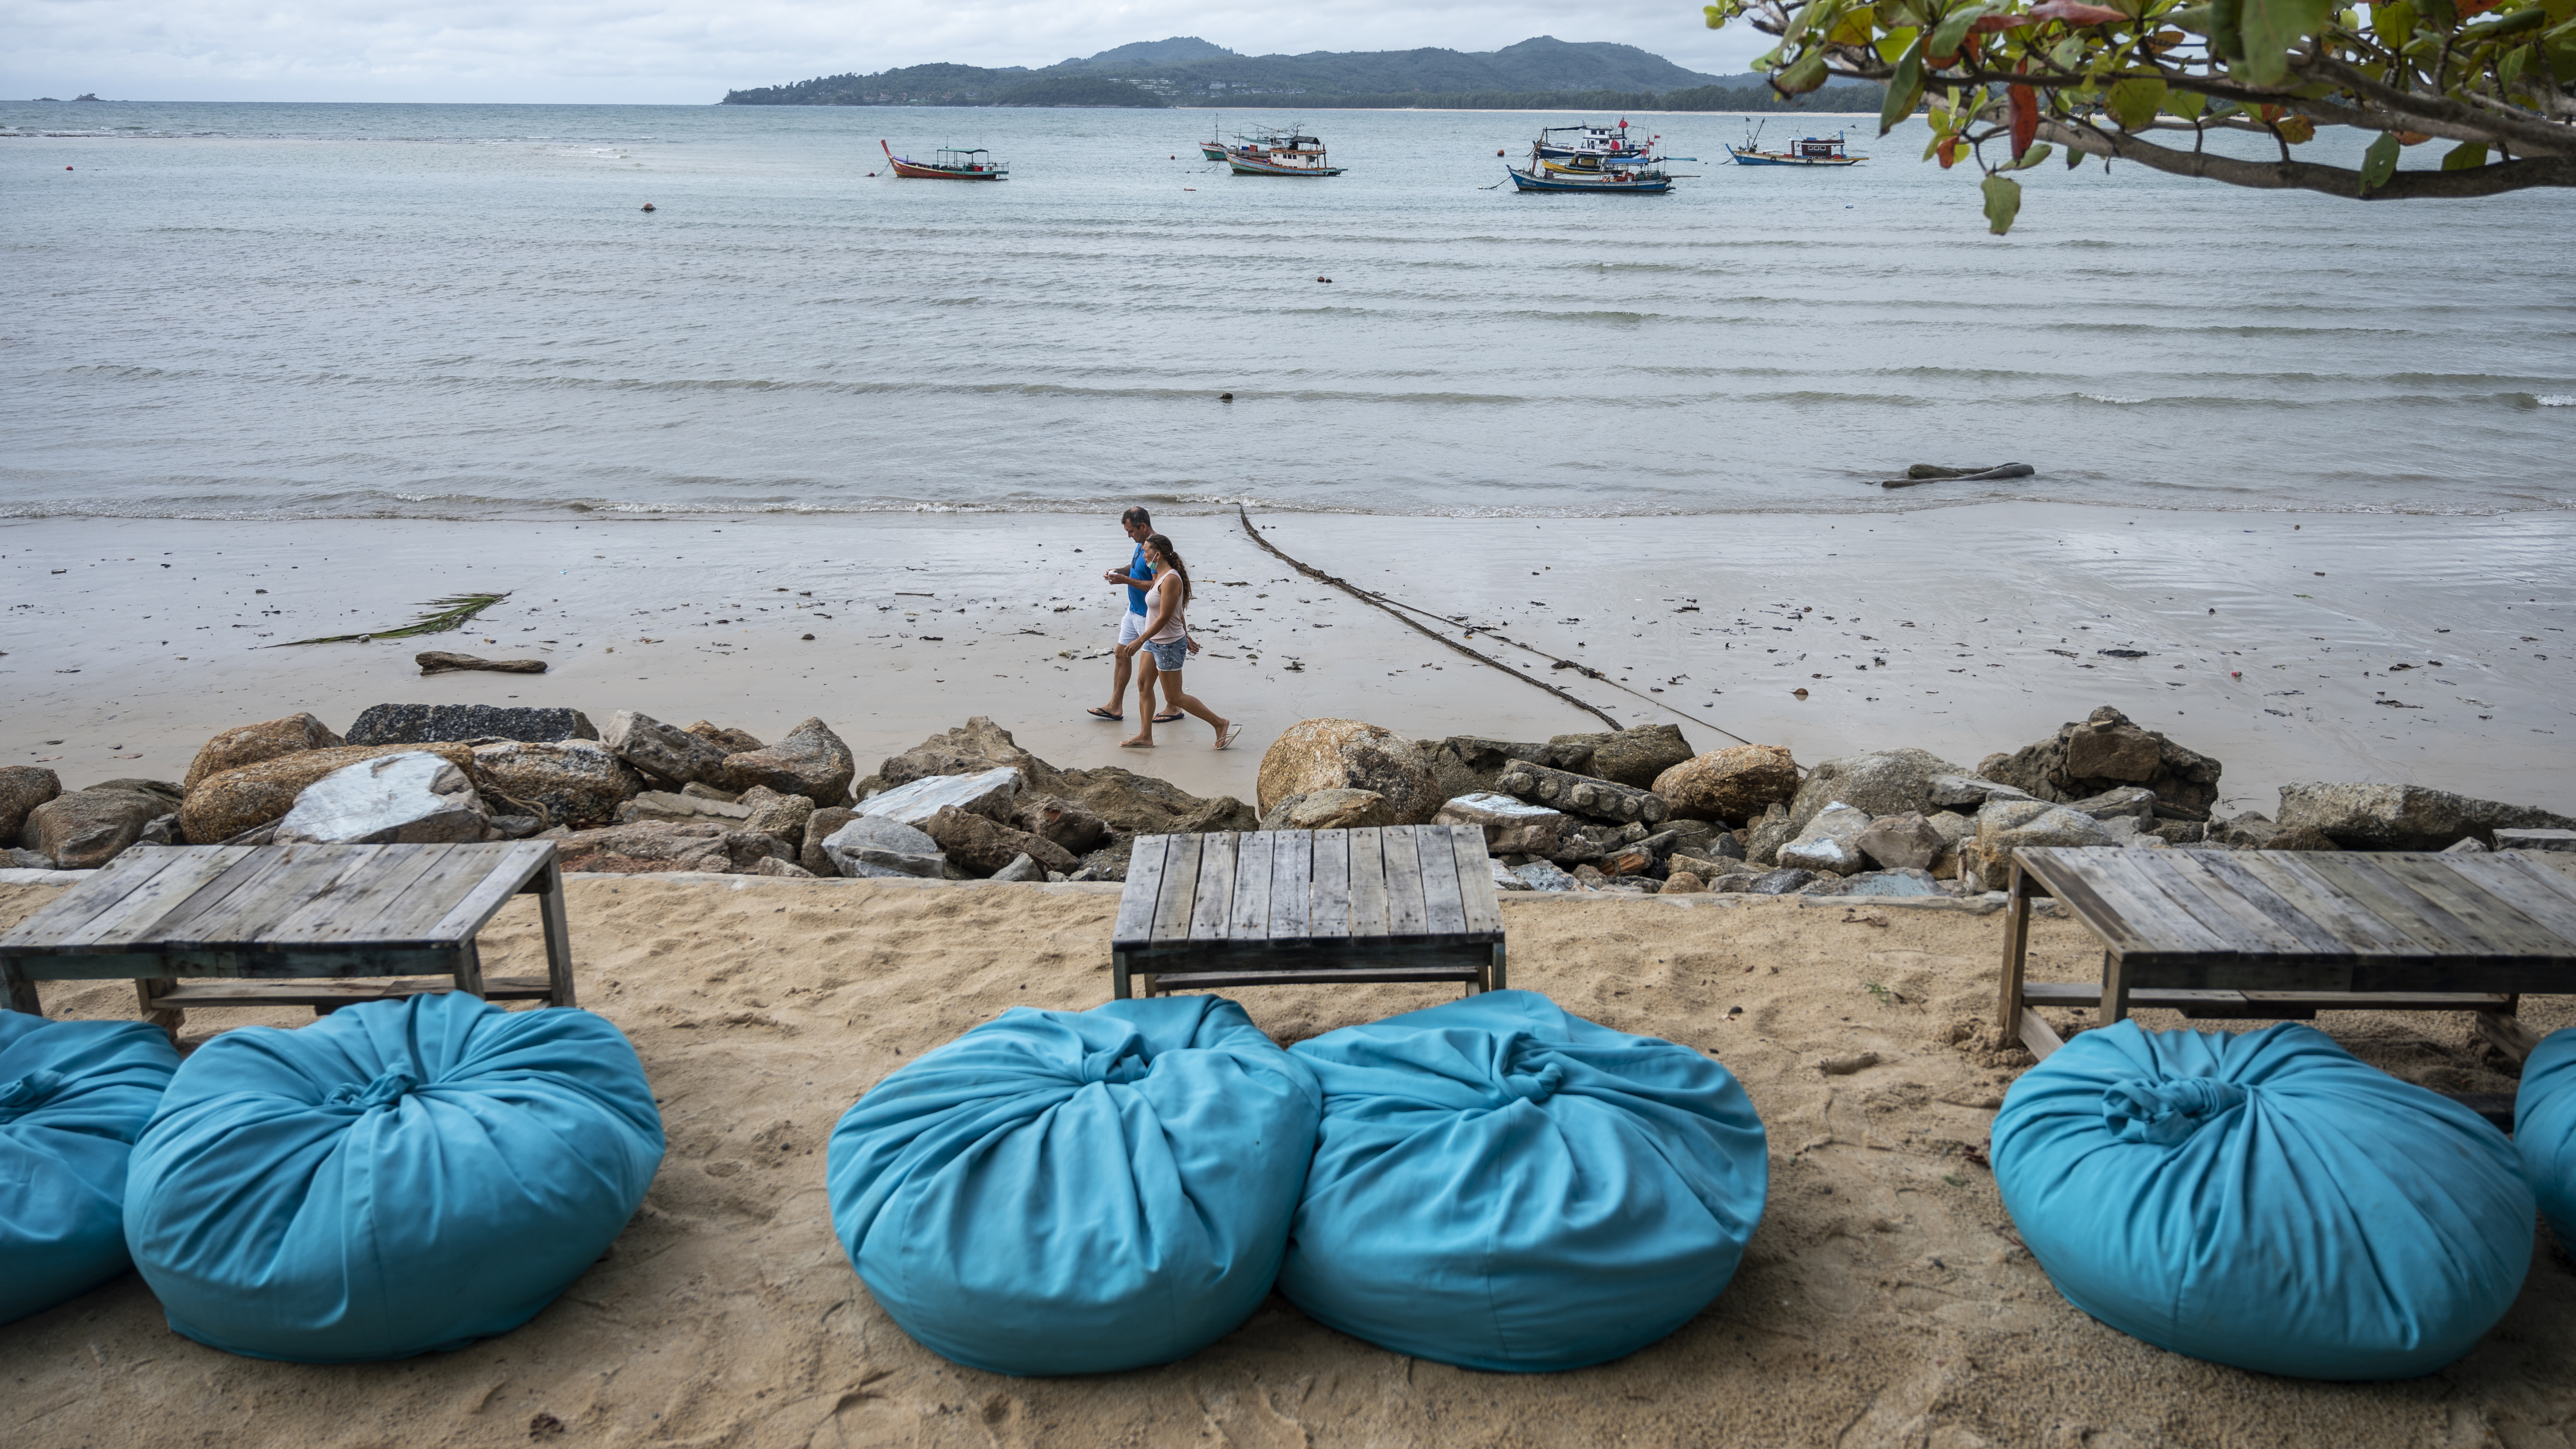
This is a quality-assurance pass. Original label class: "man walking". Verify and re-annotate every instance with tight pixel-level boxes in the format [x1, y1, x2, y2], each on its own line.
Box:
[1090, 506, 1179, 723]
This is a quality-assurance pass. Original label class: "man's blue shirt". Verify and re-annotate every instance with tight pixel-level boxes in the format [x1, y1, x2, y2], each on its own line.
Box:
[1127, 544, 1156, 615]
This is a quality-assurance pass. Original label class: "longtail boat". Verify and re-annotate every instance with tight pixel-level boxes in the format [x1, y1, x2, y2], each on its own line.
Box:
[880, 141, 1009, 180]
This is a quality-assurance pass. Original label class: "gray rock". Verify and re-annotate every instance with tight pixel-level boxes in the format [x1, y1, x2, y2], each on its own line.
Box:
[1433, 792, 1572, 856]
[688, 721, 766, 755]
[1977, 705, 2223, 816]
[1260, 788, 1397, 832]
[1743, 868, 1816, 895]
[85, 778, 184, 813]
[1971, 798, 2114, 878]
[19, 788, 167, 869]
[2064, 785, 2160, 821]
[273, 751, 493, 845]
[1013, 795, 1110, 854]
[489, 814, 541, 840]
[601, 710, 733, 786]
[553, 821, 787, 874]
[2209, 811, 2281, 850]
[1746, 802, 1798, 867]
[989, 852, 1044, 883]
[1779, 802, 1873, 875]
[616, 790, 754, 826]
[859, 766, 1023, 827]
[920, 806, 1078, 876]
[2146, 818, 2207, 846]
[1493, 762, 1669, 825]
[802, 807, 858, 876]
[2498, 829, 2576, 853]
[1855, 811, 1942, 871]
[1837, 868, 1944, 898]
[345, 704, 597, 746]
[823, 813, 948, 879]
[1786, 749, 1970, 833]
[738, 785, 816, 842]
[7, 848, 53, 869]
[1512, 859, 1582, 893]
[1928, 773, 2033, 810]
[1670, 851, 1758, 882]
[681, 781, 741, 802]
[1491, 858, 1534, 891]
[1560, 724, 1696, 789]
[751, 856, 816, 879]
[0, 767, 62, 844]
[722, 717, 856, 806]
[139, 814, 178, 847]
[1421, 736, 1591, 804]
[2277, 782, 2576, 852]
[471, 739, 643, 830]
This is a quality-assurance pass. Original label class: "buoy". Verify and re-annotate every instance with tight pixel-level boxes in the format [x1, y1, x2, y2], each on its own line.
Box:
[67, 166, 74, 170]
[1496, 149, 1504, 156]
[866, 171, 876, 176]
[1219, 393, 1234, 402]
[1170, 154, 1176, 159]
[1317, 277, 1331, 284]
[640, 201, 656, 212]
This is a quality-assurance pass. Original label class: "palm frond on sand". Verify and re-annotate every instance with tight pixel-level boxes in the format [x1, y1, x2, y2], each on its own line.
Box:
[272, 593, 511, 647]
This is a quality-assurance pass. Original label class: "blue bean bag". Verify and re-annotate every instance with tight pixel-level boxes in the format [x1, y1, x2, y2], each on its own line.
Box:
[0, 1014, 181, 1325]
[827, 995, 1319, 1376]
[1279, 990, 1768, 1372]
[2514, 1028, 2576, 1246]
[123, 991, 664, 1362]
[1993, 1021, 2532, 1380]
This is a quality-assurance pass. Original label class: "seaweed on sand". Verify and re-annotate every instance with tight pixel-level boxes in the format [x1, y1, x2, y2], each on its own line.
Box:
[271, 593, 511, 647]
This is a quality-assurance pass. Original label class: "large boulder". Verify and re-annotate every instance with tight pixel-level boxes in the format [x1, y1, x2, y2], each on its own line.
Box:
[1012, 795, 1109, 855]
[600, 710, 733, 787]
[871, 717, 1250, 836]
[20, 788, 169, 869]
[802, 807, 859, 876]
[1258, 720, 1442, 825]
[1855, 811, 1943, 872]
[179, 744, 477, 844]
[860, 767, 1023, 827]
[1978, 706, 2223, 816]
[470, 740, 643, 831]
[721, 717, 855, 806]
[0, 767, 62, 844]
[554, 821, 789, 875]
[1419, 737, 1589, 805]
[1969, 798, 2115, 882]
[182, 713, 343, 790]
[823, 814, 949, 879]
[2276, 782, 2576, 852]
[877, 716, 1050, 791]
[1653, 745, 1800, 824]
[1432, 793, 1570, 856]
[737, 786, 815, 843]
[273, 752, 493, 845]
[687, 721, 765, 755]
[1777, 803, 1872, 875]
[1550, 724, 1695, 790]
[344, 705, 596, 746]
[1786, 748, 1970, 833]
[919, 807, 1077, 877]
[1259, 789, 1397, 833]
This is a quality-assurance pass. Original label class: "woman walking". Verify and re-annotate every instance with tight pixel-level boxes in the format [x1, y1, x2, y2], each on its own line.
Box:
[1118, 534, 1238, 750]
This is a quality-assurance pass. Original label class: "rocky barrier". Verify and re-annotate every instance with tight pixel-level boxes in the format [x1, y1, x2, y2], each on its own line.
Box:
[6, 702, 2573, 892]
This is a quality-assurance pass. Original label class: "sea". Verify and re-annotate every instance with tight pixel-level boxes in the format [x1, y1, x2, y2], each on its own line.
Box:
[4, 99, 2570, 522]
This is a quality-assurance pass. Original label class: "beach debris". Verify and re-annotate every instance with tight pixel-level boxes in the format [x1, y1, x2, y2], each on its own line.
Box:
[639, 202, 655, 212]
[1878, 462, 2036, 489]
[277, 593, 508, 647]
[1219, 392, 1233, 401]
[417, 651, 546, 675]
[273, 751, 495, 845]
[346, 704, 597, 746]
[2098, 647, 2149, 659]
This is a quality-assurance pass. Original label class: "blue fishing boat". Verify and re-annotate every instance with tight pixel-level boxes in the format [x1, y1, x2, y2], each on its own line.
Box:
[1505, 158, 1672, 194]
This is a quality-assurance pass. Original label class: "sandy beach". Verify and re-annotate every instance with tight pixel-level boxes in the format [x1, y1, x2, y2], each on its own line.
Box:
[5, 503, 2570, 817]
[7, 871, 2576, 1447]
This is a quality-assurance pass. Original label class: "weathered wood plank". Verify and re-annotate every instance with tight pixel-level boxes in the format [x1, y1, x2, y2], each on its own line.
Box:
[263, 847, 459, 946]
[1188, 833, 1237, 943]
[2462, 854, 2576, 942]
[1449, 825, 1504, 937]
[1308, 832, 1350, 940]
[1347, 829, 1390, 939]
[2095, 856, 2274, 955]
[1382, 827, 1430, 938]
[1132, 964, 1488, 991]
[410, 843, 559, 945]
[1267, 831, 1312, 940]
[118, 845, 310, 948]
[2128, 853, 2335, 956]
[2022, 982, 2513, 1011]
[43, 849, 258, 951]
[155, 975, 556, 1007]
[1229, 833, 1275, 942]
[1112, 835, 1169, 948]
[2291, 855, 2489, 957]
[2228, 855, 2425, 956]
[2019, 850, 2217, 957]
[2165, 852, 2361, 957]
[1418, 827, 1469, 938]
[2364, 855, 2571, 959]
[1150, 836, 1203, 945]
[150, 845, 386, 948]
[0, 849, 190, 951]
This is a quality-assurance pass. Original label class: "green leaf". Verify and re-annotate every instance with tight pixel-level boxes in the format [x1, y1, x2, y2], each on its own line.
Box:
[2441, 139, 2489, 169]
[2417, 0, 2457, 32]
[1981, 173, 2024, 233]
[2008, 141, 2057, 168]
[1927, 3, 1995, 62]
[2067, 144, 2088, 168]
[1880, 36, 1929, 133]
[1877, 24, 1922, 59]
[2106, 76, 2169, 128]
[2373, 0, 2418, 40]
[2466, 7, 2550, 36]
[2165, 87, 2211, 119]
[2239, 0, 2330, 83]
[2210, 0, 2246, 55]
[2358, 131, 2401, 192]
[1778, 48, 1832, 92]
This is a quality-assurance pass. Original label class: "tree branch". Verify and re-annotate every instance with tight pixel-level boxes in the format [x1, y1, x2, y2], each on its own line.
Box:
[2299, 55, 2576, 157]
[2037, 117, 2576, 197]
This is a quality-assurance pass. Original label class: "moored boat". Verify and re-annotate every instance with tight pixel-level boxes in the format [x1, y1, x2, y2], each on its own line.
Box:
[1506, 153, 1672, 193]
[1532, 120, 1657, 161]
[880, 141, 1009, 180]
[1726, 128, 1866, 167]
[1226, 130, 1341, 177]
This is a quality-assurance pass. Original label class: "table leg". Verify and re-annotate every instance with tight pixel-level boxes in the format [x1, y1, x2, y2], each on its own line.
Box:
[1997, 860, 2033, 1043]
[1111, 950, 1132, 1001]
[3, 956, 39, 1017]
[2099, 948, 2128, 1026]
[1490, 941, 1508, 994]
[453, 940, 487, 1000]
[134, 977, 184, 1043]
[534, 858, 577, 1009]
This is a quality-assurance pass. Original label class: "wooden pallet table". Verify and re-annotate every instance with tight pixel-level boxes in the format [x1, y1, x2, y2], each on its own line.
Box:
[0, 841, 575, 1040]
[1999, 846, 2576, 1071]
[1110, 825, 1505, 999]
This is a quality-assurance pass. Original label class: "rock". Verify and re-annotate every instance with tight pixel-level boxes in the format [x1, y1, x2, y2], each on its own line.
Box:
[273, 752, 493, 844]
[876, 716, 1046, 790]
[1743, 868, 1815, 895]
[681, 782, 740, 802]
[1491, 859, 1534, 891]
[1855, 811, 1942, 871]
[1660, 819, 1723, 856]
[1746, 802, 1798, 867]
[1420, 737, 1589, 804]
[752, 856, 816, 879]
[1260, 788, 1397, 832]
[1786, 748, 1970, 833]
[179, 743, 478, 844]
[1493, 762, 1669, 826]
[489, 815, 541, 840]
[471, 740, 642, 831]
[600, 710, 733, 786]
[2440, 835, 2491, 855]
[1552, 724, 1695, 789]
[1927, 810, 1974, 848]
[1976, 705, 2223, 816]
[1661, 871, 1705, 894]
[345, 704, 597, 746]
[802, 807, 858, 876]
[823, 814, 948, 880]
[415, 651, 546, 675]
[2146, 818, 2206, 846]
[1928, 773, 2034, 811]
[182, 714, 343, 790]
[721, 717, 855, 806]
[687, 721, 766, 755]
[1434, 793, 1570, 856]
[1970, 799, 2114, 880]
[738, 785, 815, 843]
[1836, 868, 1944, 899]
[2499, 829, 2576, 853]
[1670, 852, 1757, 883]
[1092, 776, 1253, 835]
[1779, 802, 1873, 875]
[8, 848, 54, 869]
[2064, 786, 2160, 821]
[1075, 838, 1134, 883]
[554, 821, 788, 874]
[2208, 812, 2281, 850]
[859, 766, 1024, 827]
[873, 717, 1248, 837]
[919, 806, 1077, 877]
[1011, 795, 1109, 854]
[616, 790, 752, 825]
[1514, 859, 1581, 892]
[2276, 781, 2576, 852]
[1548, 833, 1608, 866]
[20, 788, 169, 868]
[1258, 719, 1444, 825]
[139, 815, 178, 847]
[989, 853, 1044, 883]
[0, 767, 62, 843]
[1651, 744, 1800, 824]
[86, 778, 184, 814]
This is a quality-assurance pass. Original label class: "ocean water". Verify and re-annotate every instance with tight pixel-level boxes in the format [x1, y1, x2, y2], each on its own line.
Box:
[3, 99, 2570, 521]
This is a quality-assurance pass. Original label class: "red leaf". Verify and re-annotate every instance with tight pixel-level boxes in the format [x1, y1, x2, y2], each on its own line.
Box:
[1937, 136, 1965, 168]
[2027, 0, 2130, 23]
[2010, 83, 2039, 158]
[1970, 13, 2038, 29]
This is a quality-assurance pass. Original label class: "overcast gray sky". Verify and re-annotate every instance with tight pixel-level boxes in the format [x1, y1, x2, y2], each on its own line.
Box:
[2, 0, 1773, 105]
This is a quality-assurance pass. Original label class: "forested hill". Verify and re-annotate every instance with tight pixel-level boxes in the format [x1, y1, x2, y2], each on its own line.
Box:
[721, 37, 1757, 106]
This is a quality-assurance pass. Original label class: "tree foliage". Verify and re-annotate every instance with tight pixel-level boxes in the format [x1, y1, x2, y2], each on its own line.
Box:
[1703, 0, 2576, 228]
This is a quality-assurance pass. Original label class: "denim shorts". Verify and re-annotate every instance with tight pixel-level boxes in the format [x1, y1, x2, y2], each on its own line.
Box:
[1143, 637, 1187, 672]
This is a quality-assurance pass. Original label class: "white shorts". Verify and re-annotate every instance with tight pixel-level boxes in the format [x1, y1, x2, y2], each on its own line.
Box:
[1117, 609, 1149, 646]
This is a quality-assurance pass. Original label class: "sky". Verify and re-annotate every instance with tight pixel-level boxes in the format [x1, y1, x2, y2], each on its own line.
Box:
[0, 0, 1777, 105]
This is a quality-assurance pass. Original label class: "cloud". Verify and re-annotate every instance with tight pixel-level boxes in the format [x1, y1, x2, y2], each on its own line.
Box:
[0, 0, 1774, 104]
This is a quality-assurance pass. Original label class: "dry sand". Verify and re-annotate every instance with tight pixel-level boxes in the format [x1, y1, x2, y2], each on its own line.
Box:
[8, 873, 2576, 1449]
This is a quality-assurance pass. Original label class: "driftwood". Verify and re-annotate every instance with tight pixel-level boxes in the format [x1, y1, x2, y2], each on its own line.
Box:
[417, 651, 547, 676]
[1494, 763, 1670, 825]
[1880, 462, 2036, 489]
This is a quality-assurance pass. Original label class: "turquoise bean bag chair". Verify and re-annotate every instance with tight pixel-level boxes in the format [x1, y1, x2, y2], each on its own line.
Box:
[827, 995, 1320, 1376]
[123, 992, 665, 1362]
[2514, 1028, 2576, 1245]
[1280, 990, 1768, 1372]
[0, 1014, 180, 1324]
[1994, 1021, 2531, 1380]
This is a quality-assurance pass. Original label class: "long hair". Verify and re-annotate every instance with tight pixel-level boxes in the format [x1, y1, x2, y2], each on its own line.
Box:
[1144, 534, 1191, 604]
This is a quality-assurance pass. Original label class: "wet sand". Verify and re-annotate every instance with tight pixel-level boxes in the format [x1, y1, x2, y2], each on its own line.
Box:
[3, 504, 2569, 813]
